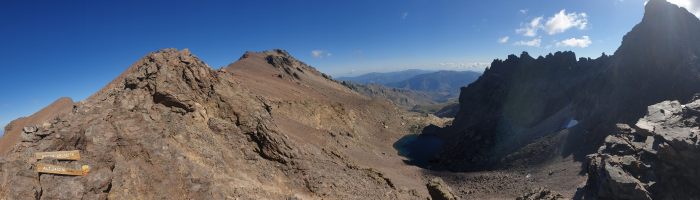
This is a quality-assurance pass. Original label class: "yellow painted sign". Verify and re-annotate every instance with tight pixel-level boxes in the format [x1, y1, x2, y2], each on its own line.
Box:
[36, 163, 90, 176]
[34, 150, 81, 161]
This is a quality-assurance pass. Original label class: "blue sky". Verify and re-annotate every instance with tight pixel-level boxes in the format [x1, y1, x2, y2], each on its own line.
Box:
[1, 0, 699, 133]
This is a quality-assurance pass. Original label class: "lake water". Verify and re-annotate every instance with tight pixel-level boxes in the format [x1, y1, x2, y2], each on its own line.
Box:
[393, 134, 444, 165]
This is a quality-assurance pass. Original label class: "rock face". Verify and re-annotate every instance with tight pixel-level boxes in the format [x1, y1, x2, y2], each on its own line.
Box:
[0, 49, 440, 199]
[585, 98, 700, 199]
[431, 0, 700, 171]
[426, 177, 458, 200]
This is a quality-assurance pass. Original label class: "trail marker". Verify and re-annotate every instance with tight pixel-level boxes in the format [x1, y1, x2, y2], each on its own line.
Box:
[34, 150, 80, 161]
[36, 163, 90, 176]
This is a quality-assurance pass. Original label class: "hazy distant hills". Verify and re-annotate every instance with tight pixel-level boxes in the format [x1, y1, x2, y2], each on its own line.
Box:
[341, 82, 436, 109]
[339, 70, 482, 100]
[337, 69, 434, 85]
[338, 70, 481, 116]
[386, 70, 482, 101]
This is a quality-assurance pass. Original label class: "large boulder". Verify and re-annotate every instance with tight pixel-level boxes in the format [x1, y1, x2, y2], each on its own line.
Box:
[516, 187, 563, 200]
[426, 177, 459, 200]
[585, 98, 700, 199]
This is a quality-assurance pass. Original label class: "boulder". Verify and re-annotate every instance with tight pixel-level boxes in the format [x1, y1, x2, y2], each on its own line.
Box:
[426, 177, 458, 200]
[22, 126, 38, 133]
[516, 187, 563, 200]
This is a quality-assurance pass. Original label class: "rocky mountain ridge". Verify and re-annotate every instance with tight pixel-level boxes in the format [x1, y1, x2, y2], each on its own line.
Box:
[0, 48, 447, 199]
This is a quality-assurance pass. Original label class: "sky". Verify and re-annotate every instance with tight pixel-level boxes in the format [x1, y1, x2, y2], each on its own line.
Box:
[1, 0, 699, 134]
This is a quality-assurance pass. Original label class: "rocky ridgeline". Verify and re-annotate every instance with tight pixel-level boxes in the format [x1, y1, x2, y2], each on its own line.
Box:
[586, 98, 700, 199]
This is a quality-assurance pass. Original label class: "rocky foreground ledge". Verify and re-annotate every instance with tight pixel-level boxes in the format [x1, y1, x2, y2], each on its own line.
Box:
[586, 98, 700, 199]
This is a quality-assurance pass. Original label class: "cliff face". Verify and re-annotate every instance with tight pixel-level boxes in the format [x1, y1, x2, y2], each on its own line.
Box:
[433, 0, 700, 171]
[0, 49, 443, 199]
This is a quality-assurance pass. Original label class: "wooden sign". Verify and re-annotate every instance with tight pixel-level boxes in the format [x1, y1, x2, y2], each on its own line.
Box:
[36, 163, 90, 176]
[34, 150, 81, 161]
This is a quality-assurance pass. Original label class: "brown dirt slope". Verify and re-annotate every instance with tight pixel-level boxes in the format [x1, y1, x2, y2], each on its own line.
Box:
[0, 97, 73, 156]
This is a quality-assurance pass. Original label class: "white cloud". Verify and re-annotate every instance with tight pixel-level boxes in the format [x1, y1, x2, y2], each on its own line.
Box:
[401, 12, 409, 19]
[668, 0, 700, 17]
[438, 62, 490, 71]
[311, 50, 331, 58]
[520, 9, 528, 14]
[544, 10, 588, 35]
[556, 36, 592, 48]
[498, 36, 510, 44]
[514, 9, 588, 37]
[514, 38, 542, 47]
[516, 16, 543, 37]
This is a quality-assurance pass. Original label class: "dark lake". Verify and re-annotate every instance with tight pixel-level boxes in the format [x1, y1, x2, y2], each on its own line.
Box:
[393, 134, 444, 165]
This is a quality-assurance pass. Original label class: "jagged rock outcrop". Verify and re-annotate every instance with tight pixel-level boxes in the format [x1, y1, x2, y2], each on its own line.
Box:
[0, 48, 442, 199]
[430, 0, 700, 171]
[430, 51, 610, 170]
[585, 98, 700, 199]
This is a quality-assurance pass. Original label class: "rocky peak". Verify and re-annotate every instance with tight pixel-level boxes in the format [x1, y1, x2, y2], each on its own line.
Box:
[228, 49, 334, 82]
[644, 0, 699, 23]
[616, 0, 700, 63]
[87, 48, 219, 116]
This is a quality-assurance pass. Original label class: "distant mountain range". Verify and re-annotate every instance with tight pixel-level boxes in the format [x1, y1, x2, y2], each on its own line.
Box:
[337, 69, 434, 85]
[339, 70, 482, 100]
[386, 70, 482, 101]
[341, 82, 436, 109]
[338, 70, 481, 116]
